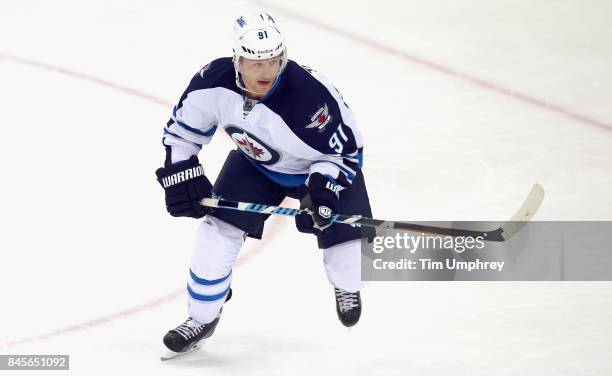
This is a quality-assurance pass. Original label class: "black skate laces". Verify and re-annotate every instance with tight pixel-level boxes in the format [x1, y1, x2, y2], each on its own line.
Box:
[173, 318, 204, 340]
[335, 288, 359, 313]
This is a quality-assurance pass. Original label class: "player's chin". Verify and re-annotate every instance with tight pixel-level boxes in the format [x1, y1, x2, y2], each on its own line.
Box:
[257, 80, 272, 89]
[256, 85, 272, 95]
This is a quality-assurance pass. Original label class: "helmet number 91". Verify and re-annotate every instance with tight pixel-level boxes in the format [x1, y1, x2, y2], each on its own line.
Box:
[258, 31, 269, 39]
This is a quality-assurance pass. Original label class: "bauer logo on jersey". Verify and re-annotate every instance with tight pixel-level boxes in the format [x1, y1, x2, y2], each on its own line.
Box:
[225, 125, 281, 165]
[306, 103, 332, 132]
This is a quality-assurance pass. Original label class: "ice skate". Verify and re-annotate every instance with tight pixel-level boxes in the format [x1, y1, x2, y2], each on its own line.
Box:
[160, 314, 221, 361]
[161, 288, 232, 360]
[334, 287, 361, 328]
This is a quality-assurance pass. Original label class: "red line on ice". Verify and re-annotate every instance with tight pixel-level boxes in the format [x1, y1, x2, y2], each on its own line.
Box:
[0, 53, 172, 107]
[253, 0, 612, 133]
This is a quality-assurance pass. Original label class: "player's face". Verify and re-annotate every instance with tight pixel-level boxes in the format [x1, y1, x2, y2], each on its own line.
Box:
[239, 56, 282, 98]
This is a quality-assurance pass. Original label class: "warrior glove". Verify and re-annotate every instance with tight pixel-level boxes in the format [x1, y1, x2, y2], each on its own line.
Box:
[155, 155, 213, 218]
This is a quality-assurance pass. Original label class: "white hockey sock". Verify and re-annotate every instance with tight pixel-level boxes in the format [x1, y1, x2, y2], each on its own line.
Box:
[323, 239, 366, 292]
[187, 216, 245, 324]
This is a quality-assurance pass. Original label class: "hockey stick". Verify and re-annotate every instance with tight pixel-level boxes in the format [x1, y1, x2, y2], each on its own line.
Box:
[200, 183, 544, 242]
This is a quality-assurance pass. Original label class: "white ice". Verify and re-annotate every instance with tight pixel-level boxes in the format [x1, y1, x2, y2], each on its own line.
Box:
[1, 0, 612, 375]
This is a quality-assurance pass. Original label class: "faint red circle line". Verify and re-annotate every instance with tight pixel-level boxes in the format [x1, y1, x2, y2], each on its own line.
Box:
[0, 53, 172, 107]
[0, 54, 290, 348]
[1, 215, 285, 349]
[253, 0, 612, 134]
[1, 289, 183, 348]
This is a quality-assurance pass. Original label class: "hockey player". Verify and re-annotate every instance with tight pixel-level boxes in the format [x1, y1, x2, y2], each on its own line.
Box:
[155, 13, 373, 359]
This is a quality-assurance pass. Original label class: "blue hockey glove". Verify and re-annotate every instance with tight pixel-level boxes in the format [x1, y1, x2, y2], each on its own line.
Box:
[155, 155, 213, 218]
[295, 173, 340, 234]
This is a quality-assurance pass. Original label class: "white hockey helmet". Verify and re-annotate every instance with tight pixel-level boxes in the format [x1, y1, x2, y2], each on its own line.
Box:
[232, 13, 287, 90]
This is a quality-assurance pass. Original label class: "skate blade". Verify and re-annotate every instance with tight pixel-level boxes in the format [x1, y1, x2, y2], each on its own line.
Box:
[160, 340, 204, 361]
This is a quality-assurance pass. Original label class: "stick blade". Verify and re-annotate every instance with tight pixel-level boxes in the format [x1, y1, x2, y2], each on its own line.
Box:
[500, 183, 545, 240]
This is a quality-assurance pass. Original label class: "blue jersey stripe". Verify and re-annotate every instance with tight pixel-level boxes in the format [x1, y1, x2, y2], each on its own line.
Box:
[172, 106, 217, 137]
[242, 153, 308, 187]
[163, 128, 203, 147]
[311, 159, 356, 179]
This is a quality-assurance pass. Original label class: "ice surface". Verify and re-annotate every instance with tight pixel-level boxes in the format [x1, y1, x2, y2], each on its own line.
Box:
[1, 0, 611, 374]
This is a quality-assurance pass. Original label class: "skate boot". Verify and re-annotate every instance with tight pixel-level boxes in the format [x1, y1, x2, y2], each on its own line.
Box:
[334, 287, 361, 327]
[161, 288, 231, 360]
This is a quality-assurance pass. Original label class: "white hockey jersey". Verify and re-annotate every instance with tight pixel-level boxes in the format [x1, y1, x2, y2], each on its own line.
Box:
[162, 58, 364, 188]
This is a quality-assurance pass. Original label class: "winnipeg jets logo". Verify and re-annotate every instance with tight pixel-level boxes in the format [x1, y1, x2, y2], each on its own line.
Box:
[236, 137, 265, 159]
[224, 125, 281, 165]
[306, 103, 332, 132]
